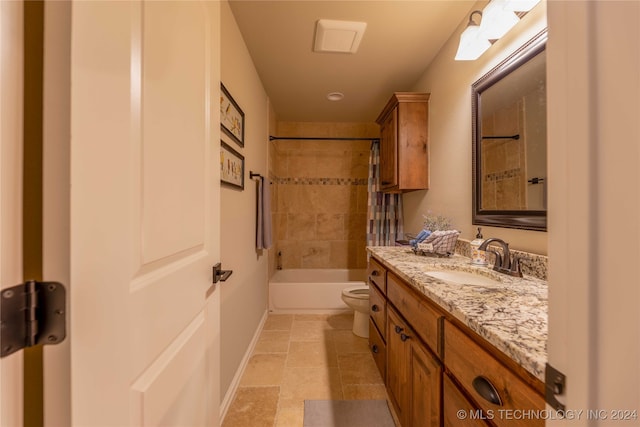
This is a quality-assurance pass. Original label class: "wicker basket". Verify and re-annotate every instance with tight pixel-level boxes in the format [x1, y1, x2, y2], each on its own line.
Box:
[411, 230, 460, 256]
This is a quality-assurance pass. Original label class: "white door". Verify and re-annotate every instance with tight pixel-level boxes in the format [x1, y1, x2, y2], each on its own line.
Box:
[0, 1, 24, 425]
[68, 1, 221, 425]
[547, 1, 640, 423]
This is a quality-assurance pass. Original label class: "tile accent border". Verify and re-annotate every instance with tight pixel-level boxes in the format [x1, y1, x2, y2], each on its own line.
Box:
[484, 167, 521, 182]
[274, 177, 368, 186]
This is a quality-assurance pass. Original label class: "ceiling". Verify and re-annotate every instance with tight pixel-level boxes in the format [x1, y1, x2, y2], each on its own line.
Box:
[228, 1, 476, 123]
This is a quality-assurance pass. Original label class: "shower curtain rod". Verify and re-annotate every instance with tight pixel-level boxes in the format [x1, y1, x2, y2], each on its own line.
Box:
[269, 135, 380, 141]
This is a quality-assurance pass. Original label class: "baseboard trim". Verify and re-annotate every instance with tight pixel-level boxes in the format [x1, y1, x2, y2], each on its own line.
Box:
[219, 309, 268, 422]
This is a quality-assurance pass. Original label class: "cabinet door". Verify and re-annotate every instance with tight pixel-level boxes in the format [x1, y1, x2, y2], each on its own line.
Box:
[411, 342, 441, 427]
[396, 101, 429, 190]
[368, 256, 387, 292]
[369, 282, 386, 339]
[387, 308, 411, 427]
[369, 319, 386, 381]
[443, 375, 490, 427]
[379, 108, 397, 189]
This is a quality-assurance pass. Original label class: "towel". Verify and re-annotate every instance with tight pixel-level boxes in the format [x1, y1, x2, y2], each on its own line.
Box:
[256, 177, 272, 249]
[409, 229, 432, 247]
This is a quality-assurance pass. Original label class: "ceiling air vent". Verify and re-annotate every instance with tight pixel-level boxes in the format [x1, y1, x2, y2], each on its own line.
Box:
[313, 19, 367, 54]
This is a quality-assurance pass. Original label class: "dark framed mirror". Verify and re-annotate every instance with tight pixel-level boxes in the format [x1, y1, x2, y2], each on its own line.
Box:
[472, 29, 548, 231]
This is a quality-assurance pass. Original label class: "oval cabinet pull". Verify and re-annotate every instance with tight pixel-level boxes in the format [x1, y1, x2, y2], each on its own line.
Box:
[371, 304, 379, 312]
[400, 333, 410, 342]
[394, 325, 404, 334]
[472, 376, 503, 406]
[371, 270, 380, 277]
[371, 344, 379, 354]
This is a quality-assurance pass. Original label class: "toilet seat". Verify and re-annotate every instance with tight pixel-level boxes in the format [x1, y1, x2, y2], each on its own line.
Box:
[342, 286, 369, 300]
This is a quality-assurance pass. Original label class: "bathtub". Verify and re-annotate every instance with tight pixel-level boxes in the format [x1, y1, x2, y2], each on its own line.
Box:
[269, 269, 367, 314]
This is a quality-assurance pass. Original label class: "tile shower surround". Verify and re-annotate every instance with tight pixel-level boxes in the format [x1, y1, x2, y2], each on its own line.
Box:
[270, 123, 377, 270]
[272, 173, 369, 269]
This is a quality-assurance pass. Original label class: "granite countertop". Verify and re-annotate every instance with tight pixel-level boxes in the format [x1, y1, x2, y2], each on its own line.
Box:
[367, 246, 547, 382]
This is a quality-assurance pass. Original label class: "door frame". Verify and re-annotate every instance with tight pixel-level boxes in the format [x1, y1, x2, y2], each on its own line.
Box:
[1, 1, 25, 425]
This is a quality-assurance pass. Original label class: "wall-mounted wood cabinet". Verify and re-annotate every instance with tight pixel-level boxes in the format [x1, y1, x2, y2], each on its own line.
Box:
[376, 93, 430, 193]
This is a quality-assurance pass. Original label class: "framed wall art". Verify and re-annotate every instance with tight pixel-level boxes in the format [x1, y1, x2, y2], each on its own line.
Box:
[220, 83, 245, 147]
[220, 141, 245, 190]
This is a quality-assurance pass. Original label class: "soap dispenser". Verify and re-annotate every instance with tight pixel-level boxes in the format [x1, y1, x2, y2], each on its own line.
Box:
[470, 227, 487, 265]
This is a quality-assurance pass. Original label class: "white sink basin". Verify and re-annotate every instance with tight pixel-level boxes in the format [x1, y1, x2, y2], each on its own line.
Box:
[424, 270, 502, 287]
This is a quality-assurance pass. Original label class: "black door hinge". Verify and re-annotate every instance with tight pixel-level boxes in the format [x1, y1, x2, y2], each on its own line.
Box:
[1, 280, 66, 358]
[545, 362, 566, 413]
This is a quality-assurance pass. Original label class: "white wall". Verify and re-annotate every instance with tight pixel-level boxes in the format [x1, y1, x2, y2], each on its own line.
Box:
[220, 0, 270, 402]
[405, 2, 548, 254]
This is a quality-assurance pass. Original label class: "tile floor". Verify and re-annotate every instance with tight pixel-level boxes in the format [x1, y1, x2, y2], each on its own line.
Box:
[221, 313, 395, 427]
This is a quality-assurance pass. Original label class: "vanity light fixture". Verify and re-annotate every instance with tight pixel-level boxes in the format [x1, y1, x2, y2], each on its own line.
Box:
[503, 0, 541, 12]
[454, 11, 491, 61]
[478, 1, 519, 40]
[454, 0, 542, 61]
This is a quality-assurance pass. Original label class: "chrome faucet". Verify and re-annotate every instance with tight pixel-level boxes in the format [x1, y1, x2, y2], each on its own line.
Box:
[478, 238, 523, 277]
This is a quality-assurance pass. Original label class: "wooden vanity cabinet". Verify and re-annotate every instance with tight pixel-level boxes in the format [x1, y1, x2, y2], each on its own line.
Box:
[369, 283, 386, 340]
[376, 92, 430, 193]
[369, 318, 386, 381]
[386, 308, 412, 425]
[368, 257, 387, 293]
[386, 272, 441, 356]
[368, 257, 388, 381]
[444, 320, 544, 427]
[443, 375, 491, 427]
[386, 272, 443, 427]
[367, 254, 545, 427]
[387, 307, 442, 427]
[410, 341, 442, 427]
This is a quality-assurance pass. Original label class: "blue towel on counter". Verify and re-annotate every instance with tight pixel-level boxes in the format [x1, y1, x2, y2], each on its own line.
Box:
[410, 229, 432, 247]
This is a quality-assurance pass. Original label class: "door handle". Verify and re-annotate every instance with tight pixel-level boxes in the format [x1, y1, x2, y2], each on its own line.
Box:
[213, 263, 233, 283]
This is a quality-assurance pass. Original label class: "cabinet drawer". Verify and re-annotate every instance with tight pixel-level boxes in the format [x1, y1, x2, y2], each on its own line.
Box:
[444, 321, 544, 427]
[369, 283, 386, 340]
[387, 272, 441, 355]
[369, 318, 386, 381]
[368, 257, 386, 293]
[443, 374, 490, 427]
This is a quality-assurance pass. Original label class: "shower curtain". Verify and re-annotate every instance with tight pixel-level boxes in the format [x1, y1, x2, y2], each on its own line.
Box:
[366, 140, 404, 246]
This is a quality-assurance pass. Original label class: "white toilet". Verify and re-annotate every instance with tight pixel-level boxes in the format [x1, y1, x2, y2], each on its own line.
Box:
[341, 286, 370, 338]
